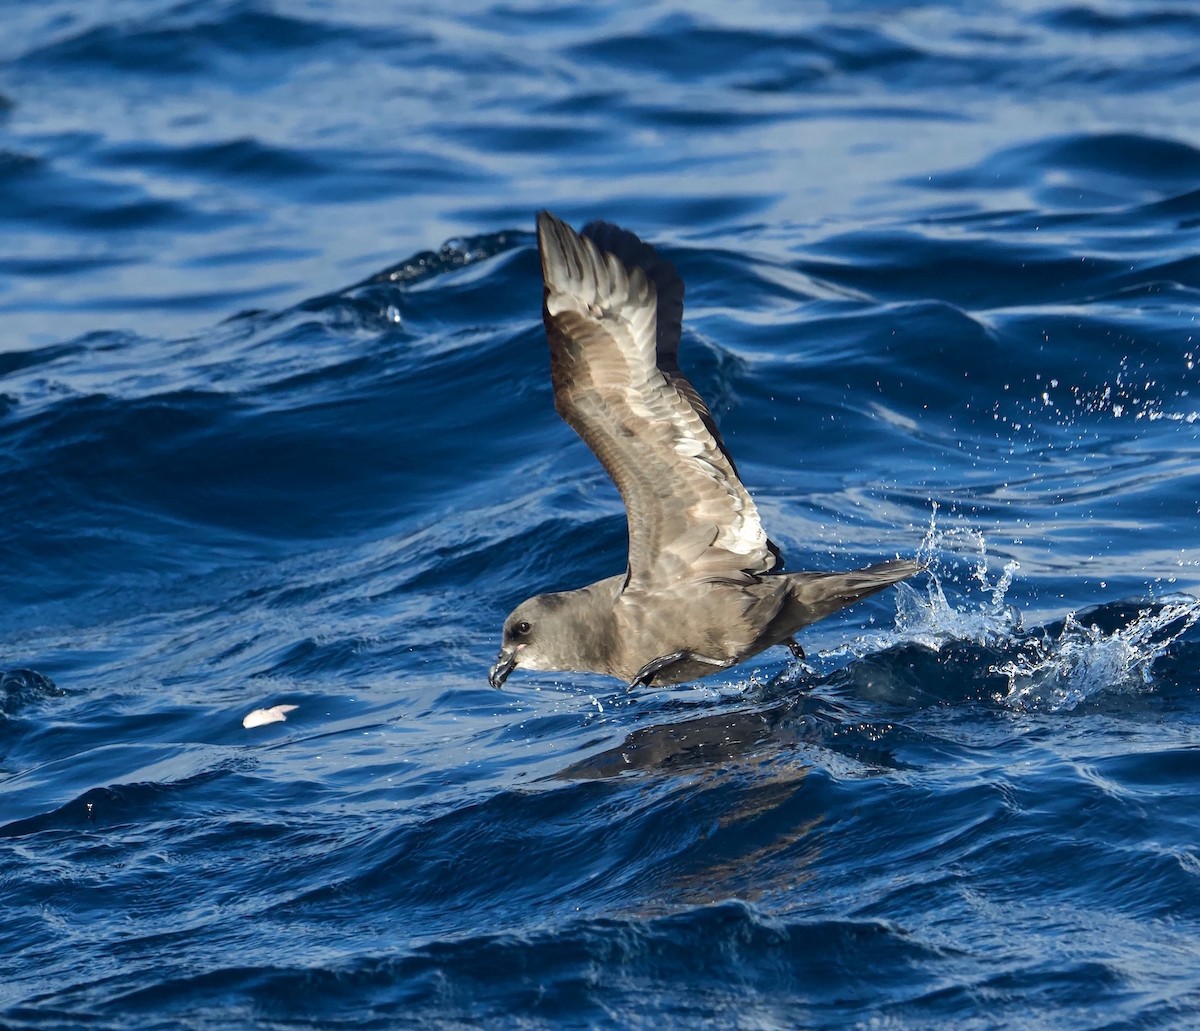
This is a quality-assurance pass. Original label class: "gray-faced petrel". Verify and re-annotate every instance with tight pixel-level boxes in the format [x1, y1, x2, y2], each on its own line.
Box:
[488, 212, 921, 691]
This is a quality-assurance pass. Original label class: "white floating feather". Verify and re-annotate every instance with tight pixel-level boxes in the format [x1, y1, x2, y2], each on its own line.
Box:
[242, 704, 299, 729]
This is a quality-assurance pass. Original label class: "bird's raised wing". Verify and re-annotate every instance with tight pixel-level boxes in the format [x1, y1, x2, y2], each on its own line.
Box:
[537, 211, 781, 590]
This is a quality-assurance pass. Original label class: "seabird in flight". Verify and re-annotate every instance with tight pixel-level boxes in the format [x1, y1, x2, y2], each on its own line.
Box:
[489, 212, 921, 690]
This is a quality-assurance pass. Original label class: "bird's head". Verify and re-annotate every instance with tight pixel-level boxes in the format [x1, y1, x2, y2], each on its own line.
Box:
[488, 592, 573, 689]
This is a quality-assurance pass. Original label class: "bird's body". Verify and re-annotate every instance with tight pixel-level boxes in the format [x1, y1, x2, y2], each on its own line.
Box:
[489, 212, 921, 691]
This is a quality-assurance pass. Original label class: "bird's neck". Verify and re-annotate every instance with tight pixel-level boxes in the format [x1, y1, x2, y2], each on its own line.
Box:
[556, 575, 624, 676]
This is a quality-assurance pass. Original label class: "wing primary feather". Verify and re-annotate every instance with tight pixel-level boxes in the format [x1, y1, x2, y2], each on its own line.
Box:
[536, 211, 783, 588]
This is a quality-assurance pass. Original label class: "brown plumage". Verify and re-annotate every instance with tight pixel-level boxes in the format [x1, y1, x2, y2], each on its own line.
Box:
[488, 212, 921, 690]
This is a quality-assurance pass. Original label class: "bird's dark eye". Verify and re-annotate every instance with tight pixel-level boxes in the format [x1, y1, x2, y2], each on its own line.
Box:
[515, 620, 532, 636]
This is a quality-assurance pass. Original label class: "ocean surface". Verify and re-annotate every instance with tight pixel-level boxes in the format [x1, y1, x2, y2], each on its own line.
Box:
[3, 1, 1200, 1027]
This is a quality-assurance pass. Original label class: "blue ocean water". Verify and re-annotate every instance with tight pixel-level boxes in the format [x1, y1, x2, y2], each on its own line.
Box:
[3, 0, 1200, 1026]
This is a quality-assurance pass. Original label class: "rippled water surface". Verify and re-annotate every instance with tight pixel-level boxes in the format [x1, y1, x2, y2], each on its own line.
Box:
[4, 1, 1200, 1027]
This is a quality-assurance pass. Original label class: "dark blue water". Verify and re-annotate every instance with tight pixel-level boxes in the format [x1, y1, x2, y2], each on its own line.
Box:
[4, 2, 1200, 1027]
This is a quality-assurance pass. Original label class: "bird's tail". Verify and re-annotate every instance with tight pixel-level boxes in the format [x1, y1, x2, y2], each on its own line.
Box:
[783, 557, 924, 628]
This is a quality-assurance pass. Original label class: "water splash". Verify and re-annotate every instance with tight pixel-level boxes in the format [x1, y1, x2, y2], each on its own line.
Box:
[830, 504, 1022, 660]
[993, 599, 1200, 712]
[830, 505, 1200, 713]
[907, 505, 1022, 647]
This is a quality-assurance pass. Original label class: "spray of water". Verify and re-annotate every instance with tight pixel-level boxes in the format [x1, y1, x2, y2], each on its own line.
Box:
[836, 504, 1200, 712]
[830, 503, 1021, 658]
[993, 600, 1200, 712]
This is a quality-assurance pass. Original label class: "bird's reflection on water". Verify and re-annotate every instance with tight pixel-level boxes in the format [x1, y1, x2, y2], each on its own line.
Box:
[555, 658, 912, 782]
[556, 696, 808, 780]
[551, 675, 904, 906]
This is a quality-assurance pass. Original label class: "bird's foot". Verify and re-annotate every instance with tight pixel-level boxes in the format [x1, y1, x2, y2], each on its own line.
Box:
[627, 651, 689, 691]
[784, 638, 805, 661]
